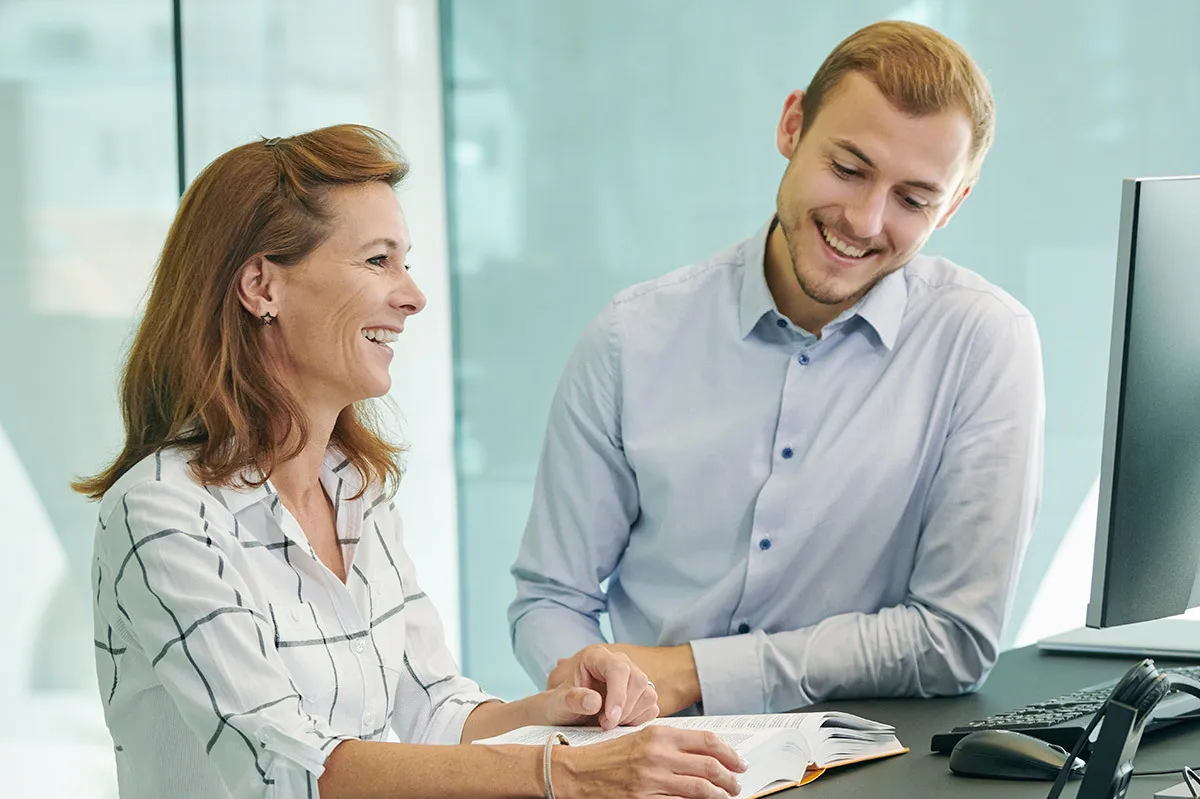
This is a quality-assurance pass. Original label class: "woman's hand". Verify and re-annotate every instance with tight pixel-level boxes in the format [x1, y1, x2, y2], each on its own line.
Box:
[542, 644, 659, 729]
[557, 726, 748, 799]
[549, 643, 701, 718]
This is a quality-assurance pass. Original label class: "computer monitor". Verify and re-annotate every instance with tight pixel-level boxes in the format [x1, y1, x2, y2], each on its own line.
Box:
[1088, 175, 1200, 630]
[1038, 176, 1200, 659]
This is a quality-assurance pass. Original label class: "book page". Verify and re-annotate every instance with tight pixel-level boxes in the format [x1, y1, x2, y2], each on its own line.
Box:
[475, 725, 813, 799]
[475, 712, 895, 744]
[655, 713, 905, 770]
[656, 712, 893, 733]
[475, 724, 762, 751]
[657, 714, 822, 734]
[474, 725, 640, 746]
[473, 712, 905, 789]
[812, 734, 907, 769]
[730, 730, 811, 799]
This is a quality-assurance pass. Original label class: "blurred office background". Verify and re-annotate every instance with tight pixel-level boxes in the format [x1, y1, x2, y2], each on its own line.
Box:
[0, 0, 1197, 795]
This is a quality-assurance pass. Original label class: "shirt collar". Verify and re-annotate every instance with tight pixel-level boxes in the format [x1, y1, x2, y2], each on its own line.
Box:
[738, 216, 908, 349]
[319, 449, 363, 504]
[738, 218, 778, 339]
[216, 448, 360, 515]
[853, 267, 908, 351]
[217, 473, 273, 516]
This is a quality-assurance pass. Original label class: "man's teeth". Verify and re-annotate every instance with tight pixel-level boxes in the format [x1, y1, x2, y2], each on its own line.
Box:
[820, 225, 869, 258]
[363, 328, 398, 344]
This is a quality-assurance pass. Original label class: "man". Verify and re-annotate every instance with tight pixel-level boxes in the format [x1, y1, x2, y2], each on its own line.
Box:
[508, 20, 1044, 717]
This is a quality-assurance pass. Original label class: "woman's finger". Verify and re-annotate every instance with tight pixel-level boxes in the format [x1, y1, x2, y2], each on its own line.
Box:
[580, 647, 632, 728]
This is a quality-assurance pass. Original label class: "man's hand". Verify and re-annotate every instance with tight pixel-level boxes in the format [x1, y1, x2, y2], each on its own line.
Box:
[542, 644, 659, 729]
[549, 643, 702, 717]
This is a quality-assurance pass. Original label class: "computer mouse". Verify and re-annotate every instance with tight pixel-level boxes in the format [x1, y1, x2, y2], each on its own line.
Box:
[949, 729, 1086, 781]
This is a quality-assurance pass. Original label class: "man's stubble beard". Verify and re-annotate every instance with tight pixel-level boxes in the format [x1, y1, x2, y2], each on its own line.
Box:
[780, 214, 891, 308]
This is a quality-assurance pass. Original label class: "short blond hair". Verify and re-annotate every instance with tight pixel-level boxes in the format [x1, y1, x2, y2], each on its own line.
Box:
[801, 20, 995, 184]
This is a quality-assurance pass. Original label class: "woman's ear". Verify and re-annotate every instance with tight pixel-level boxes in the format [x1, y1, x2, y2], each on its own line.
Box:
[236, 255, 282, 322]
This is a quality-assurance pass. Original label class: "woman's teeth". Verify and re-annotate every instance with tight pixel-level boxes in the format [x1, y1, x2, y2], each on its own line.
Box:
[363, 328, 398, 344]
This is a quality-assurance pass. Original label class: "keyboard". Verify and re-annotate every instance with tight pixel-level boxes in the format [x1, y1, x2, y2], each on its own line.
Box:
[930, 665, 1200, 754]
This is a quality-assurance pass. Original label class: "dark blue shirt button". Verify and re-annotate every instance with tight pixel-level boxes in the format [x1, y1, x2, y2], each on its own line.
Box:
[798, 353, 810, 365]
[759, 538, 772, 550]
[738, 623, 751, 634]
[781, 447, 793, 459]
[776, 318, 788, 328]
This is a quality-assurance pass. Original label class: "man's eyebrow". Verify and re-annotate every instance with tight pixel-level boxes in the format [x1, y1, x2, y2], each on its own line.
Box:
[831, 138, 945, 196]
[358, 237, 412, 254]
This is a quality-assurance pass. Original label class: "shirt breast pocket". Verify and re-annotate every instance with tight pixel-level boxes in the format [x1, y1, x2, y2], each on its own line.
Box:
[270, 601, 339, 710]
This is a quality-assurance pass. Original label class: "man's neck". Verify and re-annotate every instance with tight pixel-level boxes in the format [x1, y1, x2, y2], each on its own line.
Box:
[764, 219, 856, 335]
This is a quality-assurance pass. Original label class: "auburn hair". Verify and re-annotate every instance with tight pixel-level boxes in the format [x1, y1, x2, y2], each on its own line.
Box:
[801, 20, 996, 183]
[74, 124, 408, 500]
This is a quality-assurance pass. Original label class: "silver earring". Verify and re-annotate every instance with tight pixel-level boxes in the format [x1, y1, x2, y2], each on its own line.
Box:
[260, 311, 276, 326]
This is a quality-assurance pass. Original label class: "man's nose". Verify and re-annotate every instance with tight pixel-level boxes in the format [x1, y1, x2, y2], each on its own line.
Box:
[843, 186, 887, 240]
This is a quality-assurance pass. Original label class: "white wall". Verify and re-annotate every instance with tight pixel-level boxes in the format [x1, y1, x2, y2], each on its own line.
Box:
[384, 0, 461, 660]
[183, 0, 462, 659]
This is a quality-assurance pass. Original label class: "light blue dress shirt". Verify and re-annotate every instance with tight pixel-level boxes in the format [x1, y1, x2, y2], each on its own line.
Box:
[509, 220, 1044, 715]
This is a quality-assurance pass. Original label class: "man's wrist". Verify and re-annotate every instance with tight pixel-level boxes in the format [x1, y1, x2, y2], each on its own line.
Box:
[612, 642, 702, 713]
[667, 643, 703, 709]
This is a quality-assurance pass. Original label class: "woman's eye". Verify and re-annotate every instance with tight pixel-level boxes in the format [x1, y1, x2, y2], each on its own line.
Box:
[367, 255, 388, 267]
[901, 195, 928, 210]
[832, 161, 857, 178]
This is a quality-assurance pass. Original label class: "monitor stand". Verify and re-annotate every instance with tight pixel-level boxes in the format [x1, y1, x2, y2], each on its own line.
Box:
[1037, 617, 1200, 660]
[1156, 779, 1197, 797]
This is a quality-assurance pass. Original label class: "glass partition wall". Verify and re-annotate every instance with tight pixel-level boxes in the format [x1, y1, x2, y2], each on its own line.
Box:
[3, 4, 1199, 797]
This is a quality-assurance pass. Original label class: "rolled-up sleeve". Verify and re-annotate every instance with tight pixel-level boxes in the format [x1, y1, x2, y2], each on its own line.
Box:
[390, 600, 494, 746]
[385, 511, 496, 745]
[95, 482, 344, 798]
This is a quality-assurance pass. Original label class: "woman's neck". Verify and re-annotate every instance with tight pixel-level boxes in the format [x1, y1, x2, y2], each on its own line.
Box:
[268, 411, 338, 506]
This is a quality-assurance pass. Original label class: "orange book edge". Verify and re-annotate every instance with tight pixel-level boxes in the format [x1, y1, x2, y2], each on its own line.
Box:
[742, 746, 910, 798]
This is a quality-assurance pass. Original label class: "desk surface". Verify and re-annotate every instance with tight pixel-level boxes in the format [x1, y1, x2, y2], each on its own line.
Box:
[781, 646, 1199, 798]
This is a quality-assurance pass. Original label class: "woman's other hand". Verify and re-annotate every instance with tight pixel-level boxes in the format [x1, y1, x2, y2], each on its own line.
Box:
[541, 644, 658, 729]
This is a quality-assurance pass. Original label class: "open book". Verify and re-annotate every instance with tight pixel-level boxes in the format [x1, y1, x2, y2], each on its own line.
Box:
[475, 712, 908, 798]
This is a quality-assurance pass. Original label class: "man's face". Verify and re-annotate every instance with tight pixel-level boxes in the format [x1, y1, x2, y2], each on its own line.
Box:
[774, 72, 974, 309]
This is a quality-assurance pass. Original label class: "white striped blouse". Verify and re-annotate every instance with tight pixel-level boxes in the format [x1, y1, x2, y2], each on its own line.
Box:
[92, 447, 492, 798]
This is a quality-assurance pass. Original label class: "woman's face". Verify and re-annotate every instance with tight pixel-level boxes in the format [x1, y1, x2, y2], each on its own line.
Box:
[261, 181, 426, 417]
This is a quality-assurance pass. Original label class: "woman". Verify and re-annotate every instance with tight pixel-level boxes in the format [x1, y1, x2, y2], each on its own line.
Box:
[76, 125, 745, 799]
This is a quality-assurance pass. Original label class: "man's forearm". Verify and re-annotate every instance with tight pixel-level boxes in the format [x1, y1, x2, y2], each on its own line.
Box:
[690, 602, 995, 716]
[511, 603, 610, 687]
[789, 602, 994, 701]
